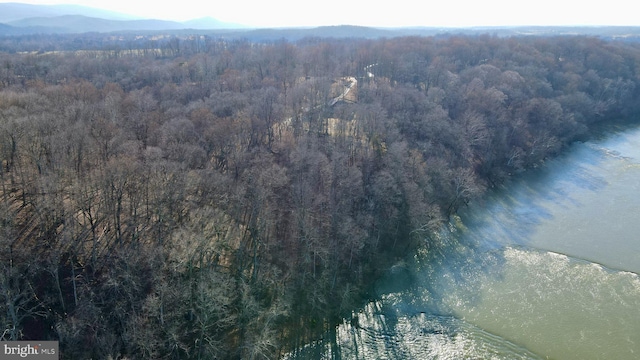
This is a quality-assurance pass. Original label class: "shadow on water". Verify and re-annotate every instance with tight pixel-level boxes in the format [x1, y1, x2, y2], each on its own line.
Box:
[407, 140, 618, 313]
[458, 141, 612, 250]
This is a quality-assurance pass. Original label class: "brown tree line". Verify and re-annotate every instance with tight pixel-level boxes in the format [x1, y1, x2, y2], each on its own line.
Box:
[1, 34, 639, 358]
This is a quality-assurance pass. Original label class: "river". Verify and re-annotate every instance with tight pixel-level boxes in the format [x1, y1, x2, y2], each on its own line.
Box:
[286, 125, 640, 359]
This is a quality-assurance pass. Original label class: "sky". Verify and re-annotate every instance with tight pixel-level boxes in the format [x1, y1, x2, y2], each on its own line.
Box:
[2, 0, 638, 28]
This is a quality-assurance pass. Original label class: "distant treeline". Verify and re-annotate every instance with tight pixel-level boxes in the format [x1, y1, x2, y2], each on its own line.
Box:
[4, 25, 640, 48]
[1, 34, 639, 359]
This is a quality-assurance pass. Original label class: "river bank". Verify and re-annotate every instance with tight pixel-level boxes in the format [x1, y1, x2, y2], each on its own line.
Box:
[286, 124, 640, 359]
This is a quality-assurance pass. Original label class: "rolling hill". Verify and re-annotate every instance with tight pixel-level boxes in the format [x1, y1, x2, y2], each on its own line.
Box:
[0, 2, 245, 34]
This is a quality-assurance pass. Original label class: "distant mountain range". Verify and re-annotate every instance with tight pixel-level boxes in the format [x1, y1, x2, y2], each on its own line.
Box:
[2, 2, 640, 41]
[0, 2, 246, 34]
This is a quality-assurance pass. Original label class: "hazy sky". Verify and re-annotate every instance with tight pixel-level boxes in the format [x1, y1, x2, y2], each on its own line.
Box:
[2, 0, 638, 27]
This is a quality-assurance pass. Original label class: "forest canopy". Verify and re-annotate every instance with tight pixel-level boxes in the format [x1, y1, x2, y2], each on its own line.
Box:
[1, 33, 640, 359]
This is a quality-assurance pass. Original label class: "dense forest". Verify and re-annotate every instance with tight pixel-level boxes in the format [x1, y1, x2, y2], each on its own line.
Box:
[1, 32, 640, 359]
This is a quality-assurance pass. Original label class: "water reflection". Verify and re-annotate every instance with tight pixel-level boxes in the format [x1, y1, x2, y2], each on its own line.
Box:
[287, 299, 543, 360]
